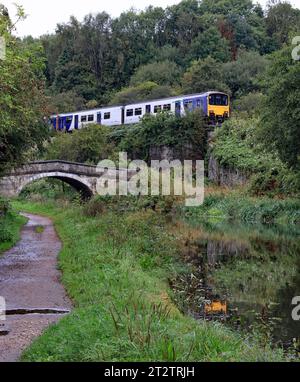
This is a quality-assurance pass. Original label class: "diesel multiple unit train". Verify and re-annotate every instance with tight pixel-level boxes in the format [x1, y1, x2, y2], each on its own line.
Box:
[50, 91, 230, 132]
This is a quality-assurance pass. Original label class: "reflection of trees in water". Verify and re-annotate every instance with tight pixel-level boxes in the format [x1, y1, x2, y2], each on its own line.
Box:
[270, 257, 300, 347]
[181, 219, 300, 348]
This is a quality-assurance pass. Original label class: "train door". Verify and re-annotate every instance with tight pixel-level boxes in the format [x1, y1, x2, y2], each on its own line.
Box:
[175, 101, 181, 117]
[146, 105, 151, 114]
[97, 112, 102, 125]
[75, 115, 79, 130]
[65, 116, 73, 132]
[59, 117, 64, 131]
[121, 107, 125, 125]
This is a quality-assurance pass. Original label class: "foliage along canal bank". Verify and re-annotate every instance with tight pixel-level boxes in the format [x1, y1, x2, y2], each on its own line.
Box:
[0, 198, 27, 255]
[10, 196, 298, 362]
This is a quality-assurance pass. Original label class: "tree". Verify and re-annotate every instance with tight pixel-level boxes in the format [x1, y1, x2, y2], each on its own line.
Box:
[119, 110, 207, 162]
[130, 60, 182, 87]
[222, 51, 268, 98]
[49, 90, 86, 114]
[266, 0, 300, 47]
[45, 124, 115, 164]
[0, 5, 49, 175]
[233, 92, 265, 116]
[259, 46, 300, 170]
[188, 27, 231, 63]
[109, 81, 176, 105]
[182, 56, 230, 94]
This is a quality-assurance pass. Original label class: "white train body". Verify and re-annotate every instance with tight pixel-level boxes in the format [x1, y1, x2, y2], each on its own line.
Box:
[50, 92, 230, 131]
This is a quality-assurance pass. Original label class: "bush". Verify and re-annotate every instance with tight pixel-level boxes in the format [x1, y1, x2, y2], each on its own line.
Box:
[19, 179, 77, 202]
[0, 197, 10, 217]
[212, 117, 300, 196]
[82, 195, 178, 218]
[233, 92, 265, 117]
[45, 124, 116, 164]
[118, 110, 208, 162]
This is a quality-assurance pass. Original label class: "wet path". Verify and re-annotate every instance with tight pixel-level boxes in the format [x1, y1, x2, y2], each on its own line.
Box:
[0, 213, 72, 362]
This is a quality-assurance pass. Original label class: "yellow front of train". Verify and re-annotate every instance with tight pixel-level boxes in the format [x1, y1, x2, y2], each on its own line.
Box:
[207, 92, 230, 124]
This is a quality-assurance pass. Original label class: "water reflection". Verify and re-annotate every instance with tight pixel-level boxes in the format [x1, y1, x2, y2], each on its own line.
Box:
[173, 217, 300, 351]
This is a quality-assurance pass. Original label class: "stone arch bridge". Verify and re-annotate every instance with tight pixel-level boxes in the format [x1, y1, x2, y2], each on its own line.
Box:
[0, 161, 136, 198]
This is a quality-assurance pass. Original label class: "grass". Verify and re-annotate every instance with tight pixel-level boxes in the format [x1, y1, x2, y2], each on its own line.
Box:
[35, 226, 45, 234]
[0, 210, 27, 254]
[184, 192, 300, 225]
[10, 199, 288, 362]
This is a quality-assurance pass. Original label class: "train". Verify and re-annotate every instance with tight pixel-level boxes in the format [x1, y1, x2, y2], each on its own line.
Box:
[50, 91, 230, 132]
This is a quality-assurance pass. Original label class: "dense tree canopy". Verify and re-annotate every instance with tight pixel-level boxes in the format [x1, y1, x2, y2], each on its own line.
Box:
[45, 124, 115, 164]
[109, 81, 176, 106]
[34, 0, 298, 109]
[0, 5, 49, 175]
[182, 57, 230, 94]
[1, 0, 300, 177]
[259, 46, 300, 170]
[130, 60, 182, 87]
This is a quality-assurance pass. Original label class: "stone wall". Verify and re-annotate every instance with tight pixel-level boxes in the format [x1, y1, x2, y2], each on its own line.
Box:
[149, 144, 202, 162]
[208, 153, 249, 187]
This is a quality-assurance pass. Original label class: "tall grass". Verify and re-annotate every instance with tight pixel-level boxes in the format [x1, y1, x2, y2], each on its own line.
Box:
[185, 193, 300, 224]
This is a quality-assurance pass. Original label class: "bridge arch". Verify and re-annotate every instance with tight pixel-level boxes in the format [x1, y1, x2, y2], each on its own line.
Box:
[18, 172, 94, 198]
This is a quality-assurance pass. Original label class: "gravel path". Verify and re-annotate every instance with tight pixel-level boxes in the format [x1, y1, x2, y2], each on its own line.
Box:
[0, 213, 72, 362]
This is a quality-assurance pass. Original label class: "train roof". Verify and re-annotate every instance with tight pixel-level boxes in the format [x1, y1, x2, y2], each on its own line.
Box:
[51, 91, 228, 117]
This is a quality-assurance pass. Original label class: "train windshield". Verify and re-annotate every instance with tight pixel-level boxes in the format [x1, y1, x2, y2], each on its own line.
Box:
[209, 94, 228, 106]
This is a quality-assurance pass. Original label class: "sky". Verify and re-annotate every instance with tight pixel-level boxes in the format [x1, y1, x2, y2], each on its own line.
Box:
[1, 0, 300, 38]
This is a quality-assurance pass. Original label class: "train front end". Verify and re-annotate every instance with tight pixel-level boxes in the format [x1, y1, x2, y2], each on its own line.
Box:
[207, 92, 230, 124]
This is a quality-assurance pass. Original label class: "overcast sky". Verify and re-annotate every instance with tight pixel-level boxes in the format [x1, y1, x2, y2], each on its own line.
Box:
[1, 0, 300, 37]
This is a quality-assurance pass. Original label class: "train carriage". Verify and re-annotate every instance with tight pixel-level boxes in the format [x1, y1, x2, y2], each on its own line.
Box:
[50, 91, 230, 132]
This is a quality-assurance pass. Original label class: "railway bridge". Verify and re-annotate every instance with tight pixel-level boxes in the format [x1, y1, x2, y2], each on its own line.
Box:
[0, 160, 136, 198]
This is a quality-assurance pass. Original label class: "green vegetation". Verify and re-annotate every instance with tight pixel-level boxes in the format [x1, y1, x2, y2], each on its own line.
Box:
[21, 0, 298, 111]
[259, 45, 300, 170]
[1, 0, 300, 363]
[170, 217, 300, 352]
[35, 226, 45, 234]
[42, 110, 207, 164]
[185, 192, 300, 224]
[117, 110, 207, 162]
[12, 199, 287, 362]
[0, 5, 49, 175]
[211, 117, 300, 196]
[45, 124, 115, 164]
[0, 198, 27, 254]
[19, 178, 77, 202]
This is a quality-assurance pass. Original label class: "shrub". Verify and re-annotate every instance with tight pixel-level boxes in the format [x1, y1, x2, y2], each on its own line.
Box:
[45, 124, 116, 164]
[118, 110, 208, 162]
[212, 117, 300, 196]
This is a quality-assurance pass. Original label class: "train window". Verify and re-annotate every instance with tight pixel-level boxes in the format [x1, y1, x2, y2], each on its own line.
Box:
[154, 105, 162, 113]
[135, 108, 142, 116]
[81, 116, 87, 122]
[126, 109, 133, 117]
[209, 94, 228, 106]
[184, 101, 193, 110]
[66, 116, 73, 123]
[88, 115, 94, 122]
[104, 112, 111, 120]
[163, 104, 171, 111]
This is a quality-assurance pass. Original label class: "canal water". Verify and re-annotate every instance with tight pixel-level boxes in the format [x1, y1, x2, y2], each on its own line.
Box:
[171, 218, 300, 353]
